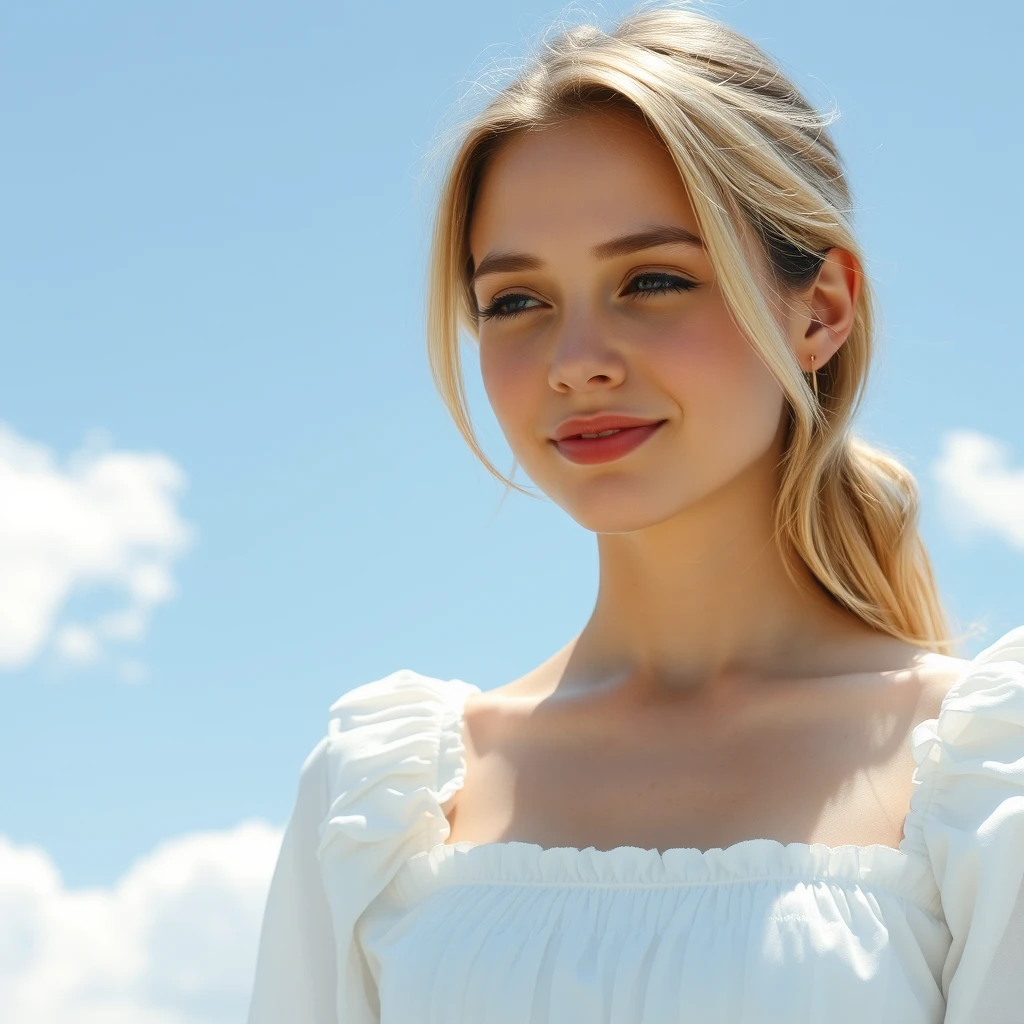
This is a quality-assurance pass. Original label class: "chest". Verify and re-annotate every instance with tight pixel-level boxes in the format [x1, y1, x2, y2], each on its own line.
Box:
[444, 684, 927, 854]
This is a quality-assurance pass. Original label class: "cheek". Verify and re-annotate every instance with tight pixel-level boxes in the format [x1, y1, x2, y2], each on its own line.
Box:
[642, 311, 735, 399]
[479, 341, 542, 438]
[647, 312, 783, 441]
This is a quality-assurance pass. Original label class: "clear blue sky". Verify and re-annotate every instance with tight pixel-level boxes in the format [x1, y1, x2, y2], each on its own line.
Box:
[3, 0, 1022, 1018]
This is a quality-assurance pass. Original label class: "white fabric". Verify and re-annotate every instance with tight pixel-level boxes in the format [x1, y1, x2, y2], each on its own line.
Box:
[247, 627, 1024, 1023]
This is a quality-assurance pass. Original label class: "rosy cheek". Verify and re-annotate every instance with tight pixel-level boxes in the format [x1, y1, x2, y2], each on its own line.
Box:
[479, 343, 536, 435]
[652, 308, 745, 381]
[641, 321, 717, 392]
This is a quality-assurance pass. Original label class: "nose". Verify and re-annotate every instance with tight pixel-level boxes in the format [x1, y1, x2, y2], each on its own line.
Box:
[547, 318, 627, 393]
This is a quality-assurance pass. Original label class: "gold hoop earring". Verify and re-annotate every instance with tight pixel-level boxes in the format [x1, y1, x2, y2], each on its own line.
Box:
[807, 354, 819, 399]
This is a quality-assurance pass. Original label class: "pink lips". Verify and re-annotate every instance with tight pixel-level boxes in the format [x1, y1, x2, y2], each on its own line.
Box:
[552, 421, 665, 465]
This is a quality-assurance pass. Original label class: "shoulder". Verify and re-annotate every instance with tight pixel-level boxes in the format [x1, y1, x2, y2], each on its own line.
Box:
[901, 622, 1024, 731]
[315, 669, 481, 856]
[918, 626, 1024, 733]
[328, 667, 474, 718]
[325, 669, 480, 750]
[902, 626, 1024, 1014]
[909, 626, 1024, 784]
[914, 653, 978, 725]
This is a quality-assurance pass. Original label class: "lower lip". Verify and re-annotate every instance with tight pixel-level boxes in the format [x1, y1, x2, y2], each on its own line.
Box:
[552, 422, 665, 465]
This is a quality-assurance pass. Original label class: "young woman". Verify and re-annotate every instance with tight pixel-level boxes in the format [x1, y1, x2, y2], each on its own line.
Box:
[247, 5, 1024, 1021]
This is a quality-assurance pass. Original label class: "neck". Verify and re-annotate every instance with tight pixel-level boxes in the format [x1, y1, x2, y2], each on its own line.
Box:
[555, 450, 880, 699]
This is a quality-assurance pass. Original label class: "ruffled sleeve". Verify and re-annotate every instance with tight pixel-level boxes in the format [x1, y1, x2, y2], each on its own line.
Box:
[247, 669, 478, 1024]
[904, 625, 1024, 1021]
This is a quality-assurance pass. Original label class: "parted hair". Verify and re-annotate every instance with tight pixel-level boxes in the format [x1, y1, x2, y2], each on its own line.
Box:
[424, 0, 970, 654]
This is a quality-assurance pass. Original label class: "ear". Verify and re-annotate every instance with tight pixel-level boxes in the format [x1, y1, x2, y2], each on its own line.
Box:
[794, 248, 862, 372]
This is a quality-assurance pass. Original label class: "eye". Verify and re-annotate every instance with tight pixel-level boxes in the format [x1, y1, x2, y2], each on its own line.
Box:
[475, 271, 698, 322]
[477, 292, 542, 322]
[622, 271, 698, 299]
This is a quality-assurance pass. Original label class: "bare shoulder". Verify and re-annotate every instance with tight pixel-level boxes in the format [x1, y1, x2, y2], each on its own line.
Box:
[462, 640, 577, 714]
[442, 669, 555, 826]
[913, 652, 975, 723]
[459, 675, 539, 744]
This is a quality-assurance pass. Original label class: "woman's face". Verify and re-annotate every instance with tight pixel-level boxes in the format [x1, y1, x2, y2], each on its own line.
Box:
[467, 108, 797, 534]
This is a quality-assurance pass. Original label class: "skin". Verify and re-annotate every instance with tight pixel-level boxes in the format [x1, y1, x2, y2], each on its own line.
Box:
[445, 107, 971, 854]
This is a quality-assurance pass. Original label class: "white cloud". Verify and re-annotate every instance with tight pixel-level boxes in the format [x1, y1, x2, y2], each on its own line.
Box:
[0, 422, 194, 672]
[53, 624, 101, 664]
[0, 822, 283, 1024]
[97, 607, 148, 642]
[932, 429, 1024, 549]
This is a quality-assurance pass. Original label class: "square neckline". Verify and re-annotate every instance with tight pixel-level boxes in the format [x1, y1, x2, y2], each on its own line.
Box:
[433, 653, 978, 867]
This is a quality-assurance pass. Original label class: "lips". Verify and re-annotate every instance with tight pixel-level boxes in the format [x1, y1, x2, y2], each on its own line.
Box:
[552, 414, 666, 442]
[552, 420, 665, 465]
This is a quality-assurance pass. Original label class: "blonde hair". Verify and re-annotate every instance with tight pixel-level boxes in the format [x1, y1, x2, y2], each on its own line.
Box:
[424, 1, 971, 655]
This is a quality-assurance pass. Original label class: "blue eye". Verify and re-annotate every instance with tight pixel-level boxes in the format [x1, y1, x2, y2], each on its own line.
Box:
[477, 293, 542, 321]
[625, 272, 698, 298]
[476, 272, 697, 322]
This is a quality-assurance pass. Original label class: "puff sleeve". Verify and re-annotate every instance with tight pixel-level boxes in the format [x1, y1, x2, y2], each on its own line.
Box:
[246, 670, 478, 1024]
[904, 625, 1024, 1022]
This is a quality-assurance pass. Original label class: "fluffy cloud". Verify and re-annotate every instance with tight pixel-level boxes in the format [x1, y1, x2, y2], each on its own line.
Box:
[932, 429, 1024, 548]
[0, 423, 194, 674]
[0, 822, 283, 1024]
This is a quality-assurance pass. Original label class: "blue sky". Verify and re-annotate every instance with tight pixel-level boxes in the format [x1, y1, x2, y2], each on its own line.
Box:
[3, 1, 1023, 1020]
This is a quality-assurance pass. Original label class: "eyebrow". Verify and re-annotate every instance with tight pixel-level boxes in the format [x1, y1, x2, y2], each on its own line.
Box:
[468, 224, 705, 287]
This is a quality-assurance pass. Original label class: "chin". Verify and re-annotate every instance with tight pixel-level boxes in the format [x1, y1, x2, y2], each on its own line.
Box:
[554, 488, 684, 535]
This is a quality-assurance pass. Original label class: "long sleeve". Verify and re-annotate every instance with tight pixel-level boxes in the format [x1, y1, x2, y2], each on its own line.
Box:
[247, 737, 339, 1024]
[965, 872, 1024, 1022]
[904, 625, 1024, 1022]
[246, 669, 480, 1024]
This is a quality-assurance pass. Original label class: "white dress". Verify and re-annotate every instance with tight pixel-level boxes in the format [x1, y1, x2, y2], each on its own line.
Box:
[246, 626, 1024, 1023]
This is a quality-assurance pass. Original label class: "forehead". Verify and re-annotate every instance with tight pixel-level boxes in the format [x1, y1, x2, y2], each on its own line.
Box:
[468, 109, 700, 257]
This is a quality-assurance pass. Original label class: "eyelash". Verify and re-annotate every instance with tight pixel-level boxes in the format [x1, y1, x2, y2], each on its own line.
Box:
[476, 272, 698, 322]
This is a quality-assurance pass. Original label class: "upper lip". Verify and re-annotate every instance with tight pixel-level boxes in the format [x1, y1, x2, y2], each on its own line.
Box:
[551, 414, 667, 441]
